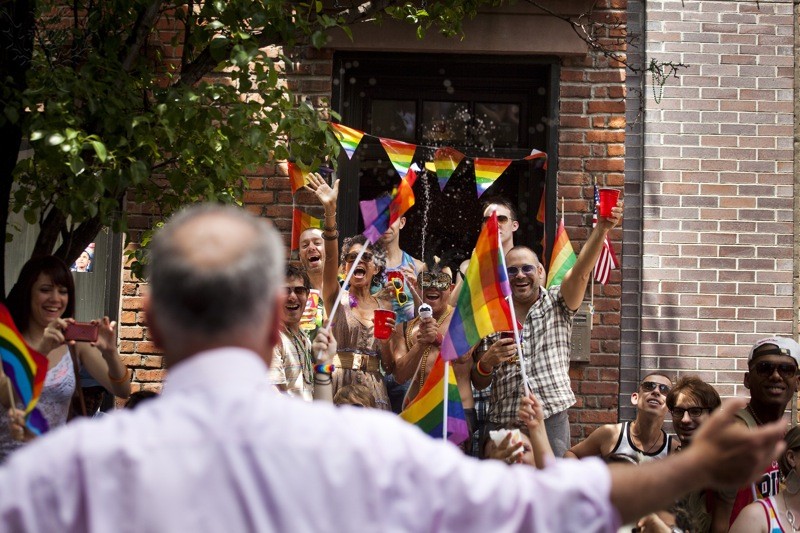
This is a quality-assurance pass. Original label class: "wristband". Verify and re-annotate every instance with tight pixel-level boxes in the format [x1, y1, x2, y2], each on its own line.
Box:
[475, 360, 493, 377]
[314, 364, 335, 375]
[322, 230, 339, 241]
[323, 225, 337, 233]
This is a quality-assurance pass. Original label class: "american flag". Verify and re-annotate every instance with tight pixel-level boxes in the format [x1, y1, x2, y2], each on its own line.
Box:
[593, 184, 619, 284]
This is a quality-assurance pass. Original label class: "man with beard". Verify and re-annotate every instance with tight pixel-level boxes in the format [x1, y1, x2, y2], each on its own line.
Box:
[471, 194, 621, 459]
[390, 264, 475, 447]
[713, 336, 800, 531]
[297, 228, 326, 337]
[565, 373, 678, 462]
[267, 265, 315, 401]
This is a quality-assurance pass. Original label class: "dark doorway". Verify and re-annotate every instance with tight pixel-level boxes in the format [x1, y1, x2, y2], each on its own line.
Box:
[331, 53, 558, 270]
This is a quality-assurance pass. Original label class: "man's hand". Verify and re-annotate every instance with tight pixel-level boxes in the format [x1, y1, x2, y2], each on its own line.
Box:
[596, 199, 623, 230]
[687, 397, 785, 489]
[306, 173, 339, 212]
[479, 338, 517, 369]
[415, 317, 438, 346]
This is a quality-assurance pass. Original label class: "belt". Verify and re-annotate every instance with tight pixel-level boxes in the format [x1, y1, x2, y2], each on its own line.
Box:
[334, 352, 381, 372]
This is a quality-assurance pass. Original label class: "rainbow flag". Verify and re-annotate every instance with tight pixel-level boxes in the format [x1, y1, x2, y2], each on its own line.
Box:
[330, 122, 365, 159]
[433, 147, 465, 191]
[360, 167, 416, 243]
[287, 162, 310, 195]
[399, 355, 469, 446]
[524, 148, 548, 170]
[379, 138, 417, 178]
[0, 303, 49, 435]
[473, 158, 512, 198]
[546, 215, 577, 288]
[440, 212, 514, 361]
[291, 208, 324, 250]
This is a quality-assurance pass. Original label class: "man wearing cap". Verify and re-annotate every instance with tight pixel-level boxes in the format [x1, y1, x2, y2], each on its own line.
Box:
[712, 336, 800, 532]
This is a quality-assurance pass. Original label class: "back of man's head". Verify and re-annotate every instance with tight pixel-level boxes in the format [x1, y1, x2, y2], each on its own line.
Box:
[147, 204, 284, 354]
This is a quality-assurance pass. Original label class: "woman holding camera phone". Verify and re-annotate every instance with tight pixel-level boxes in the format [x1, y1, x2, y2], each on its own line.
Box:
[0, 256, 130, 462]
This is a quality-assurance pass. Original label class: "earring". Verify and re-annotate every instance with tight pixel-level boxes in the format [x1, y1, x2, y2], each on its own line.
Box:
[786, 469, 800, 495]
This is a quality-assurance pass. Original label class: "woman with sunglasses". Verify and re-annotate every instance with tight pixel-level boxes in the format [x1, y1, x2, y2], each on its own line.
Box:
[730, 426, 800, 533]
[307, 174, 393, 410]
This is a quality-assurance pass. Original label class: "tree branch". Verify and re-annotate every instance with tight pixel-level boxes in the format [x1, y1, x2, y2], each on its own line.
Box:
[121, 0, 163, 72]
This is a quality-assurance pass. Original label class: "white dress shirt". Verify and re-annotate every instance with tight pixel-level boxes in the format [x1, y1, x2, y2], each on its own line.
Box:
[0, 347, 620, 532]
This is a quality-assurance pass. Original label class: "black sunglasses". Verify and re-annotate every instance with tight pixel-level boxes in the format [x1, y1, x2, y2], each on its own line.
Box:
[284, 286, 309, 297]
[344, 251, 373, 264]
[640, 381, 671, 395]
[420, 272, 452, 290]
[670, 407, 709, 419]
[482, 215, 510, 224]
[507, 264, 536, 277]
[751, 361, 798, 379]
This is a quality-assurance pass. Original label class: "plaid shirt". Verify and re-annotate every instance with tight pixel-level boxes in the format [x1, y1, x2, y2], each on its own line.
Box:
[488, 285, 575, 424]
[268, 330, 313, 401]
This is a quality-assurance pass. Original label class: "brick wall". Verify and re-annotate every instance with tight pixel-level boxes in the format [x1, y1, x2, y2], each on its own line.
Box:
[118, 4, 629, 442]
[622, 0, 796, 418]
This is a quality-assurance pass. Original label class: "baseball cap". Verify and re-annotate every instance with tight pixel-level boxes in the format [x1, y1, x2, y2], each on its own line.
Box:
[748, 337, 800, 366]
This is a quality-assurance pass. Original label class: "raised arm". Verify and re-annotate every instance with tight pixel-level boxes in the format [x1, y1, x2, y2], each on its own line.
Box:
[518, 392, 554, 469]
[305, 174, 340, 314]
[559, 200, 622, 311]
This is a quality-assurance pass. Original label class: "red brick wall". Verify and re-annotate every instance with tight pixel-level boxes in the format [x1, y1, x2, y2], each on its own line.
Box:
[621, 0, 795, 419]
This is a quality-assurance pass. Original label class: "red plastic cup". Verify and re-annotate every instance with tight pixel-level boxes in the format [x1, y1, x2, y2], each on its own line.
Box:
[598, 188, 620, 218]
[373, 309, 396, 340]
[386, 271, 404, 285]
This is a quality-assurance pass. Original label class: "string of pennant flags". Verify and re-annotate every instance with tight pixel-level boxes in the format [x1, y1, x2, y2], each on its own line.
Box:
[289, 121, 548, 251]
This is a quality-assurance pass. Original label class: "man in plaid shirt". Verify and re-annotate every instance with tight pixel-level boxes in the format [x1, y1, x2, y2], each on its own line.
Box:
[472, 199, 623, 458]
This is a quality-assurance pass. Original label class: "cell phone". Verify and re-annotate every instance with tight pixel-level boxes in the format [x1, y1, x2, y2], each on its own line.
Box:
[500, 331, 516, 340]
[64, 322, 99, 343]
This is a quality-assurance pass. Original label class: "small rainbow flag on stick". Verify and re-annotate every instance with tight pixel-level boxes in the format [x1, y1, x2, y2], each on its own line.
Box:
[400, 355, 469, 445]
[440, 212, 514, 361]
[379, 138, 417, 179]
[287, 162, 311, 195]
[0, 304, 49, 435]
[433, 147, 465, 191]
[330, 123, 365, 159]
[291, 208, 324, 251]
[360, 166, 417, 243]
[473, 158, 512, 198]
[546, 200, 577, 288]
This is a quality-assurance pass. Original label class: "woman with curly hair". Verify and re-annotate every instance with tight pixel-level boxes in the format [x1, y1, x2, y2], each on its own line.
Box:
[307, 173, 394, 410]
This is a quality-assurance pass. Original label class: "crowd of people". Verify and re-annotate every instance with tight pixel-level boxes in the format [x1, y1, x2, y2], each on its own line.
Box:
[0, 177, 796, 531]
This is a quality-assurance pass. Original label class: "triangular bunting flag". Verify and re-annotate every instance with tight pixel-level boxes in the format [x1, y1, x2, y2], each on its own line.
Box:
[287, 162, 311, 195]
[360, 193, 394, 244]
[379, 138, 417, 178]
[473, 158, 512, 198]
[389, 166, 416, 221]
[433, 147, 465, 191]
[291, 208, 324, 251]
[330, 123, 365, 159]
[524, 148, 548, 170]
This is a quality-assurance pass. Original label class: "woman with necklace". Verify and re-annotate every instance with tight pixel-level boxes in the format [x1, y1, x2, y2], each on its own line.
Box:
[308, 174, 394, 410]
[730, 426, 800, 533]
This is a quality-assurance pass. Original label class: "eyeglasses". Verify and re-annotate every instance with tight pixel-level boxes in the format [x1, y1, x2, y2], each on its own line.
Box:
[640, 381, 671, 395]
[344, 251, 373, 264]
[390, 278, 408, 305]
[420, 272, 453, 291]
[507, 264, 536, 277]
[670, 407, 710, 419]
[284, 286, 310, 298]
[751, 361, 798, 379]
[482, 215, 510, 225]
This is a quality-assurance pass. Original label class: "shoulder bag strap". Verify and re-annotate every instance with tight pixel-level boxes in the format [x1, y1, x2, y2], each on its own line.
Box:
[68, 345, 87, 417]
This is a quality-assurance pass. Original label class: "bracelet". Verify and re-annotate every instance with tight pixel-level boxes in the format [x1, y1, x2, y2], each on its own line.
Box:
[475, 360, 493, 377]
[323, 225, 337, 233]
[322, 230, 339, 241]
[314, 364, 335, 374]
[108, 367, 131, 384]
[434, 332, 443, 346]
[315, 374, 332, 386]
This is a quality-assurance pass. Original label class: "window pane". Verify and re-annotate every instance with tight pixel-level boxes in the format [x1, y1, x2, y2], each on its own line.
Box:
[371, 100, 415, 141]
[421, 101, 470, 145]
[475, 103, 519, 145]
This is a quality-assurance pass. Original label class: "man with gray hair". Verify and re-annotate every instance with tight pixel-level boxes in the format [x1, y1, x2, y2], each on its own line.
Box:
[0, 204, 788, 532]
